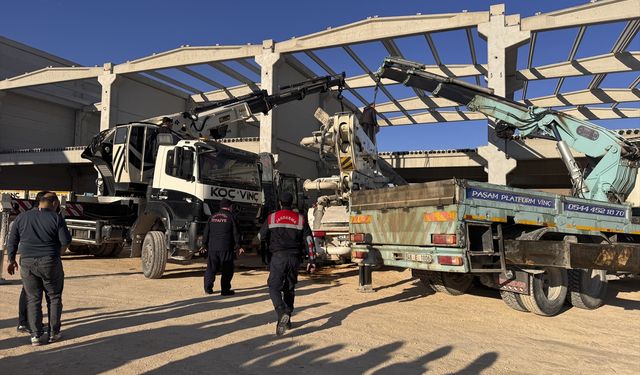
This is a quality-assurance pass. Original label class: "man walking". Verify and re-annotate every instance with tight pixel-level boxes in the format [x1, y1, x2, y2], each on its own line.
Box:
[259, 191, 317, 336]
[201, 198, 243, 296]
[6, 192, 71, 346]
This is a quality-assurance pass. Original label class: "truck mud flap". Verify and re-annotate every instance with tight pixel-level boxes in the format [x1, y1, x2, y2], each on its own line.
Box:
[504, 240, 640, 273]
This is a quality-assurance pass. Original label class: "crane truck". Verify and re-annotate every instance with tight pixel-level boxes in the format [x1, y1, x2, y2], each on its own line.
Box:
[348, 57, 640, 315]
[0, 74, 345, 279]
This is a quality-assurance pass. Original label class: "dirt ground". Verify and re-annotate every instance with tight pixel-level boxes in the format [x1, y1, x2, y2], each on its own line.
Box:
[0, 254, 639, 375]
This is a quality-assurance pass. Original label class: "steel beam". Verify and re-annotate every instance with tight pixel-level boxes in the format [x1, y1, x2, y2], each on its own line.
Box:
[613, 75, 640, 108]
[191, 84, 257, 103]
[518, 51, 640, 81]
[303, 51, 374, 106]
[0, 67, 102, 90]
[370, 96, 459, 112]
[343, 45, 416, 124]
[465, 27, 482, 86]
[521, 32, 537, 100]
[346, 64, 487, 90]
[554, 26, 587, 95]
[423, 33, 442, 66]
[526, 88, 640, 107]
[386, 110, 486, 125]
[560, 106, 640, 120]
[145, 71, 201, 94]
[208, 62, 259, 90]
[112, 45, 261, 74]
[177, 66, 225, 89]
[521, 0, 640, 32]
[236, 59, 261, 76]
[588, 19, 640, 90]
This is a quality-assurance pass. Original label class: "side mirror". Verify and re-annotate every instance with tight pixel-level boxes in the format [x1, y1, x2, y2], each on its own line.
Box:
[171, 147, 183, 176]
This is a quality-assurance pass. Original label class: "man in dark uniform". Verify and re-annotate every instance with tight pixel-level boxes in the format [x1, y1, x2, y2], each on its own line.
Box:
[6, 192, 71, 346]
[15, 191, 52, 334]
[201, 198, 244, 296]
[259, 191, 317, 336]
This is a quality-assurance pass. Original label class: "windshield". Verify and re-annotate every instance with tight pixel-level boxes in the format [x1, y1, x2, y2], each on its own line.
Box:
[198, 150, 260, 187]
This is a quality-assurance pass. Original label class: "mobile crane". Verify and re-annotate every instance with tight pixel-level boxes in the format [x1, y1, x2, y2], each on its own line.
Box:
[1, 74, 345, 279]
[348, 57, 640, 315]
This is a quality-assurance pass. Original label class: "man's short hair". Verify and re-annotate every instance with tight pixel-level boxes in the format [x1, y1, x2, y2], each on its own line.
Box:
[35, 191, 50, 202]
[40, 192, 59, 204]
[279, 191, 294, 208]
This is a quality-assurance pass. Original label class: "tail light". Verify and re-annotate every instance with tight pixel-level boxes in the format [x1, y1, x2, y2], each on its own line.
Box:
[431, 234, 457, 245]
[350, 233, 366, 243]
[437, 255, 464, 266]
[313, 231, 326, 237]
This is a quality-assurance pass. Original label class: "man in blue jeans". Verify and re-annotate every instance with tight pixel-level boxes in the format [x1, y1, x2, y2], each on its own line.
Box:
[6, 192, 71, 346]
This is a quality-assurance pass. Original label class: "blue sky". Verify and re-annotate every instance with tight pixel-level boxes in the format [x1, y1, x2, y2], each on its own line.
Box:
[1, 0, 639, 151]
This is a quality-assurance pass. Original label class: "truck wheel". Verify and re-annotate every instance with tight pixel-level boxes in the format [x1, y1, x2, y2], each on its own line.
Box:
[92, 243, 119, 257]
[568, 269, 608, 310]
[500, 290, 529, 312]
[430, 272, 473, 296]
[520, 267, 568, 316]
[141, 231, 168, 279]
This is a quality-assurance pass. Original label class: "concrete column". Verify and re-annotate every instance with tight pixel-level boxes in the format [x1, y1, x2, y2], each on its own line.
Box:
[97, 63, 119, 131]
[477, 144, 517, 185]
[255, 40, 282, 155]
[477, 4, 530, 184]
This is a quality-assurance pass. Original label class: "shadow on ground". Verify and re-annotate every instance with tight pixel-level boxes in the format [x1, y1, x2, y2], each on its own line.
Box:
[0, 278, 498, 374]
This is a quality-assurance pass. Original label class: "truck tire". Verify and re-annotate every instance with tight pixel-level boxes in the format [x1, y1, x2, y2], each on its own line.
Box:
[92, 243, 119, 257]
[520, 267, 568, 316]
[568, 269, 608, 310]
[430, 272, 473, 296]
[499, 290, 529, 312]
[141, 231, 168, 279]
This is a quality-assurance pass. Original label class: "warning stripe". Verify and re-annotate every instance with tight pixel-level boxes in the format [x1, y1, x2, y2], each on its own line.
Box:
[340, 157, 354, 171]
[64, 203, 84, 217]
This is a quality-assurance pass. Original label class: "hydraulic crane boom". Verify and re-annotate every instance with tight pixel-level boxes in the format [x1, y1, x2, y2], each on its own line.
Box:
[149, 73, 345, 139]
[377, 57, 640, 204]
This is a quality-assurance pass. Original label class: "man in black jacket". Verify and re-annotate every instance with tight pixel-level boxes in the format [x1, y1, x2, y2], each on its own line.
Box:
[259, 192, 316, 336]
[6, 192, 71, 346]
[201, 198, 244, 296]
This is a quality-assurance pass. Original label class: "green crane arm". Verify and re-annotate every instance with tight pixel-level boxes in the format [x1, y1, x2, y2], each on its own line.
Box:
[377, 57, 639, 204]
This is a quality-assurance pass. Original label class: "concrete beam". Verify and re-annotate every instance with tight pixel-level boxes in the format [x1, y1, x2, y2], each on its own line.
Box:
[112, 45, 261, 74]
[559, 106, 640, 120]
[526, 88, 640, 107]
[0, 67, 102, 90]
[275, 12, 489, 53]
[386, 110, 485, 125]
[380, 150, 483, 168]
[371, 95, 459, 112]
[518, 51, 640, 81]
[521, 0, 640, 32]
[345, 65, 487, 89]
[0, 148, 89, 166]
[191, 84, 258, 103]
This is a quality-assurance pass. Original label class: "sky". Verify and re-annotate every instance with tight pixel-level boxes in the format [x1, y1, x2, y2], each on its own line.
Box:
[1, 0, 639, 151]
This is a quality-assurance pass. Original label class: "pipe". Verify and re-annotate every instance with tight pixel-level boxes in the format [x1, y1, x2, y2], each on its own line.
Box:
[303, 178, 340, 192]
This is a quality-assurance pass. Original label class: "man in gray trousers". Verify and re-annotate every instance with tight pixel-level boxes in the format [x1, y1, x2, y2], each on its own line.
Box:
[6, 192, 71, 346]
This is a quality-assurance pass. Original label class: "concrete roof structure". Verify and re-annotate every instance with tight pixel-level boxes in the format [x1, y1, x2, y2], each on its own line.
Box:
[0, 0, 638, 201]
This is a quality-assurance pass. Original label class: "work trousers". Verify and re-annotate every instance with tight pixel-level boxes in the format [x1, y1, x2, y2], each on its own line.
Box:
[204, 251, 235, 293]
[19, 287, 51, 329]
[267, 253, 300, 316]
[20, 256, 64, 336]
